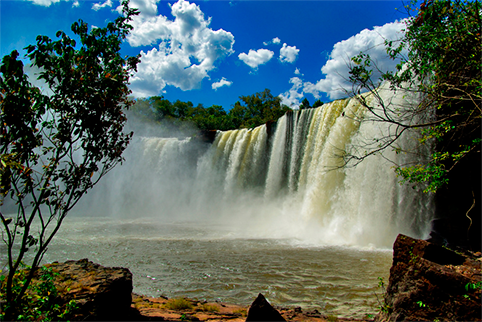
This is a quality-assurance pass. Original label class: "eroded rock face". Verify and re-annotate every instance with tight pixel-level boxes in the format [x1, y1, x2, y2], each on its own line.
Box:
[48, 258, 142, 321]
[376, 234, 481, 322]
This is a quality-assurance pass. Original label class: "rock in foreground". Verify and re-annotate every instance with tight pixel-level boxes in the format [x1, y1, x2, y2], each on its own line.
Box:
[376, 234, 481, 322]
[245, 293, 286, 321]
[47, 258, 142, 321]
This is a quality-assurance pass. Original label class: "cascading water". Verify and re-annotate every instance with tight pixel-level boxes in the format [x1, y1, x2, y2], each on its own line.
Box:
[78, 83, 433, 247]
[34, 84, 435, 318]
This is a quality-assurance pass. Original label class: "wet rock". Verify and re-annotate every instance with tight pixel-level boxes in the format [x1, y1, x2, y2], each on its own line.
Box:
[376, 234, 482, 322]
[198, 130, 217, 143]
[245, 293, 286, 322]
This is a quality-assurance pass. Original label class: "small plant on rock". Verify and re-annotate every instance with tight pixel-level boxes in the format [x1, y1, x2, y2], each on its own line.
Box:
[0, 264, 78, 321]
[200, 303, 220, 312]
[164, 297, 194, 311]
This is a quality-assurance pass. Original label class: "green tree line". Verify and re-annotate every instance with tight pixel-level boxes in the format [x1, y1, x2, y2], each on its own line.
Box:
[130, 89, 323, 132]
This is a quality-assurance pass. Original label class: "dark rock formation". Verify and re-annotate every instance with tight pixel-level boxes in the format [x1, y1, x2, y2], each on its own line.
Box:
[245, 293, 286, 322]
[376, 234, 482, 322]
[198, 129, 217, 143]
[48, 258, 144, 321]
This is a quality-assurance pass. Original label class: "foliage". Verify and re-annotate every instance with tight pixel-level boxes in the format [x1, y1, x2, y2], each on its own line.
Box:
[463, 281, 482, 299]
[232, 89, 292, 129]
[200, 303, 220, 312]
[326, 314, 339, 322]
[348, 0, 481, 192]
[163, 297, 194, 310]
[0, 264, 78, 321]
[233, 307, 247, 316]
[374, 277, 392, 315]
[299, 97, 323, 110]
[131, 88, 292, 132]
[465, 281, 482, 292]
[416, 300, 427, 308]
[0, 1, 140, 319]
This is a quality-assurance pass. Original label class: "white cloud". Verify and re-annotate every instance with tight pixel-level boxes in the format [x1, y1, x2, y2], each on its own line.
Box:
[127, 0, 235, 97]
[212, 77, 232, 90]
[116, 0, 160, 16]
[238, 49, 274, 69]
[72, 0, 79, 7]
[294, 68, 303, 76]
[279, 43, 299, 64]
[29, 0, 61, 6]
[279, 77, 304, 109]
[303, 20, 407, 100]
[263, 37, 281, 46]
[92, 0, 112, 11]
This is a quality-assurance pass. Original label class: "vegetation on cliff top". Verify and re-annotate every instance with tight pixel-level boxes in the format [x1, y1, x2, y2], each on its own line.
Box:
[130, 88, 301, 132]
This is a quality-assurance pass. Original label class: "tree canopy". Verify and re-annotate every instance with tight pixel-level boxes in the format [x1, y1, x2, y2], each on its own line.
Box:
[131, 88, 292, 133]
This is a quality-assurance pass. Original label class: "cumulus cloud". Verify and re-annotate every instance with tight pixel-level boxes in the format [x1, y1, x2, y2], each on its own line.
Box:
[263, 37, 281, 46]
[238, 49, 274, 69]
[116, 0, 159, 16]
[92, 0, 112, 11]
[294, 68, 303, 76]
[279, 43, 299, 64]
[279, 77, 304, 109]
[212, 77, 232, 90]
[303, 20, 407, 100]
[29, 0, 61, 6]
[127, 0, 235, 97]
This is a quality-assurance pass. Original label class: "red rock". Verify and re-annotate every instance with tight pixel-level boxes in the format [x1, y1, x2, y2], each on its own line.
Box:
[48, 258, 144, 321]
[375, 234, 482, 322]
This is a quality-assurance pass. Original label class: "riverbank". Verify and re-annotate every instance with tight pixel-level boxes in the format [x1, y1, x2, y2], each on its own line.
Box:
[131, 292, 371, 321]
[3, 234, 479, 321]
[1, 258, 373, 321]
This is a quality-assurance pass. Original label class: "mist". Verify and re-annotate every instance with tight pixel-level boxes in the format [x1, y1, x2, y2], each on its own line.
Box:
[73, 83, 433, 248]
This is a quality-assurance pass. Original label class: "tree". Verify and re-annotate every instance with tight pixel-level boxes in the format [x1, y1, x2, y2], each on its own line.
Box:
[347, 0, 481, 249]
[313, 99, 324, 108]
[299, 98, 310, 110]
[347, 0, 481, 193]
[0, 1, 140, 319]
[233, 89, 291, 128]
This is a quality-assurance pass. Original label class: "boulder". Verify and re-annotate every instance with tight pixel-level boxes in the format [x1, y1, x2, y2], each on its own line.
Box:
[245, 293, 286, 322]
[376, 234, 481, 322]
[47, 258, 143, 321]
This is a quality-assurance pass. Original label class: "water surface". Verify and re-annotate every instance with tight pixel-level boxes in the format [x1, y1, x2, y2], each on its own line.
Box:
[43, 216, 392, 319]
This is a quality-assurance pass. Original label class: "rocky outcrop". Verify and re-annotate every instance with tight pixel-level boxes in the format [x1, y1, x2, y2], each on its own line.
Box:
[376, 234, 482, 322]
[47, 258, 143, 321]
[198, 129, 217, 143]
[246, 293, 286, 322]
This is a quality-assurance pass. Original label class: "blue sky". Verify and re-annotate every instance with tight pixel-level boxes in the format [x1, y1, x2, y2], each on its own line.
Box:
[1, 0, 410, 110]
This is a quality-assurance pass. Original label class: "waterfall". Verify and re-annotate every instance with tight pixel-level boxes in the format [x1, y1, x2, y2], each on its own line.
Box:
[78, 84, 433, 248]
